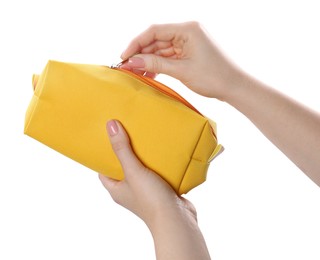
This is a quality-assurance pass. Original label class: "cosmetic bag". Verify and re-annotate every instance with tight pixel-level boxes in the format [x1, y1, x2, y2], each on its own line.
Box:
[24, 60, 222, 194]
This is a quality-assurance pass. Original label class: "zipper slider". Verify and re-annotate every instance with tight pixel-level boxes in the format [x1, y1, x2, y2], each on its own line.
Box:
[111, 59, 127, 69]
[111, 53, 140, 69]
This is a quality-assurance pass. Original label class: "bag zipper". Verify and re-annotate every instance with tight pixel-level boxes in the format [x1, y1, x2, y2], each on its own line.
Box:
[112, 67, 202, 115]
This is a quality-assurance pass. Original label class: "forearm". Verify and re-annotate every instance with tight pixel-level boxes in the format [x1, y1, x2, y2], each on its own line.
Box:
[224, 72, 320, 186]
[147, 208, 211, 260]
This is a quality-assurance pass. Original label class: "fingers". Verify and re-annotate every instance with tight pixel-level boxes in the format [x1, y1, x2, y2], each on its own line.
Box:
[120, 22, 202, 79]
[100, 119, 144, 202]
[124, 54, 180, 76]
[121, 23, 184, 60]
[106, 120, 144, 176]
[120, 57, 158, 78]
[140, 41, 174, 56]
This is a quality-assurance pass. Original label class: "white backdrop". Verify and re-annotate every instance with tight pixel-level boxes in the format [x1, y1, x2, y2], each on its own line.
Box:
[1, 0, 319, 259]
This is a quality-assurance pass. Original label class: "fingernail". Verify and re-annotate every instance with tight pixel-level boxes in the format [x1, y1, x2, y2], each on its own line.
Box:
[107, 120, 119, 136]
[128, 57, 145, 68]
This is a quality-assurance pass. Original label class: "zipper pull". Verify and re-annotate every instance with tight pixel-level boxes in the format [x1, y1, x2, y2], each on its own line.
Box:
[111, 59, 127, 69]
[111, 53, 140, 69]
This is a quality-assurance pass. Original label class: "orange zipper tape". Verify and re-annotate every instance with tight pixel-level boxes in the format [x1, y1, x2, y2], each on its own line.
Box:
[115, 68, 202, 115]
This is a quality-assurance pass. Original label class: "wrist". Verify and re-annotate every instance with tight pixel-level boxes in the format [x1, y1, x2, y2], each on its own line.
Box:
[145, 201, 211, 260]
[217, 68, 252, 103]
[146, 200, 197, 233]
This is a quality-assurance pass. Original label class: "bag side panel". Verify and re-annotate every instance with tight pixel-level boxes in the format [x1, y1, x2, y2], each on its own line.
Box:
[178, 120, 218, 194]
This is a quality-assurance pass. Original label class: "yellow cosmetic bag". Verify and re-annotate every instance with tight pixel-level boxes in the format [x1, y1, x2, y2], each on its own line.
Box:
[24, 60, 222, 194]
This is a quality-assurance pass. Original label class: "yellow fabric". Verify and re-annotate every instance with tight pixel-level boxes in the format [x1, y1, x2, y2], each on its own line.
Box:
[24, 60, 222, 194]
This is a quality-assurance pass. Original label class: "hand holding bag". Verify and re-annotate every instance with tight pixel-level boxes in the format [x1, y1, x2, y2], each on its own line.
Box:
[24, 60, 222, 194]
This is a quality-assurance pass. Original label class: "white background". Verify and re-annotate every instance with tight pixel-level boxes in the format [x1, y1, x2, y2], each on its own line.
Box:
[1, 0, 319, 259]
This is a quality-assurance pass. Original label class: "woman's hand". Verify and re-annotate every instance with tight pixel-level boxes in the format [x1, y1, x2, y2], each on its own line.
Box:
[121, 21, 243, 100]
[99, 120, 211, 259]
[99, 120, 196, 226]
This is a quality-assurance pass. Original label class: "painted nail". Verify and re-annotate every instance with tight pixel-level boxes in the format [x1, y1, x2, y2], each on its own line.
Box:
[128, 57, 145, 68]
[107, 120, 119, 136]
[32, 74, 39, 90]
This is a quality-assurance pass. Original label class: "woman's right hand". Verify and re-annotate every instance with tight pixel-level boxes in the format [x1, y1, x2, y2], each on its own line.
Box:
[121, 21, 243, 100]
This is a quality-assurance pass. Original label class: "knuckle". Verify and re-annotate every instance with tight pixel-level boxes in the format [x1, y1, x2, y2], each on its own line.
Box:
[148, 23, 159, 32]
[186, 20, 200, 29]
[150, 55, 162, 74]
[191, 20, 201, 27]
[111, 139, 127, 153]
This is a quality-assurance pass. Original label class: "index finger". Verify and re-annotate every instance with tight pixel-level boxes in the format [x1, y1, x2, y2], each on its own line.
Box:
[121, 23, 182, 60]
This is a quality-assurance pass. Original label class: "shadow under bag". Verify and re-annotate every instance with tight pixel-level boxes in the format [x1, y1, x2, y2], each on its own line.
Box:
[24, 60, 223, 194]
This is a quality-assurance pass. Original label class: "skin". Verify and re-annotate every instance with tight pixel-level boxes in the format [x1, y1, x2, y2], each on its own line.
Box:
[100, 21, 320, 259]
[100, 120, 211, 260]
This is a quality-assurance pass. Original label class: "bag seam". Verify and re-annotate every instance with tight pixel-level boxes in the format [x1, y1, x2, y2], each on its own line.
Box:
[177, 121, 208, 191]
[24, 61, 51, 133]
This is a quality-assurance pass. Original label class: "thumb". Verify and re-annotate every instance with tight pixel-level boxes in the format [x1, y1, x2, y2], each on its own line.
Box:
[128, 54, 178, 76]
[106, 120, 144, 175]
